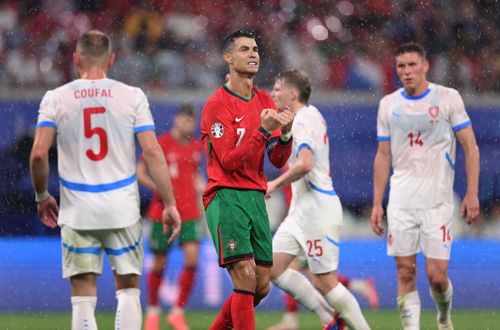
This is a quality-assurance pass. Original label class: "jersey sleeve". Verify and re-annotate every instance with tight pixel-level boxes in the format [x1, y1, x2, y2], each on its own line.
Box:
[292, 115, 314, 156]
[202, 100, 269, 171]
[448, 89, 471, 132]
[134, 88, 155, 134]
[376, 97, 391, 141]
[36, 90, 58, 129]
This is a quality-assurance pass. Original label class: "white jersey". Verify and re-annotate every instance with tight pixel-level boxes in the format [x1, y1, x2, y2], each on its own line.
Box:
[288, 105, 342, 225]
[36, 78, 155, 230]
[377, 82, 471, 209]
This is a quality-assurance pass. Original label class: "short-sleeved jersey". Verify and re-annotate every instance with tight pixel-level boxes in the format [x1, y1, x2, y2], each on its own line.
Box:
[377, 83, 471, 209]
[36, 78, 155, 230]
[288, 105, 342, 225]
[146, 132, 203, 222]
[200, 85, 292, 207]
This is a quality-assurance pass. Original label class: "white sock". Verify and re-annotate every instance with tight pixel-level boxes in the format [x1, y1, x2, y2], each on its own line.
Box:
[71, 296, 97, 330]
[430, 279, 453, 324]
[348, 279, 367, 295]
[273, 269, 333, 324]
[324, 283, 370, 330]
[397, 290, 421, 330]
[115, 288, 141, 330]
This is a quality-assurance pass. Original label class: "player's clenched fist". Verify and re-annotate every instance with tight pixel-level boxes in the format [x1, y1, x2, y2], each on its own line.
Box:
[260, 108, 281, 133]
[278, 107, 294, 134]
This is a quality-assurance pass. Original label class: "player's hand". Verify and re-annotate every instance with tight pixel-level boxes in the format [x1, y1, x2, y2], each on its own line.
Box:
[261, 108, 281, 134]
[461, 192, 480, 225]
[265, 180, 278, 198]
[278, 106, 294, 135]
[162, 205, 181, 244]
[37, 195, 59, 228]
[370, 205, 384, 236]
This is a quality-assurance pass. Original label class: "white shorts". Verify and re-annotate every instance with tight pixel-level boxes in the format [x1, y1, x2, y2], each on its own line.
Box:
[273, 197, 342, 274]
[387, 201, 454, 260]
[61, 220, 143, 279]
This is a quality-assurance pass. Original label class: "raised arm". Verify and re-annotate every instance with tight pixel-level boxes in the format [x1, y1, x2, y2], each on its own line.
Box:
[370, 141, 391, 236]
[137, 130, 180, 243]
[29, 126, 58, 228]
[455, 125, 480, 224]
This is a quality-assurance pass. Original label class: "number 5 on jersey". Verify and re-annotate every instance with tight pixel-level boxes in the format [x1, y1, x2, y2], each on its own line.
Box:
[84, 107, 108, 161]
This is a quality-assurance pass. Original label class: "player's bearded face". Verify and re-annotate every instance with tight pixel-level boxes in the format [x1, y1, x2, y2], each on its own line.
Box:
[396, 52, 429, 94]
[229, 37, 260, 75]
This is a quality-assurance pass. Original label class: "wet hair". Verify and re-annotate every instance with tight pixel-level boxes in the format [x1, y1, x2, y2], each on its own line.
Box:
[222, 30, 257, 52]
[277, 69, 312, 104]
[177, 104, 196, 118]
[76, 30, 111, 59]
[396, 42, 426, 59]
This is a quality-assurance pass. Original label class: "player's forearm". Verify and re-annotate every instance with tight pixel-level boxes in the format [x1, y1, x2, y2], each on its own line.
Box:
[463, 142, 480, 196]
[143, 147, 176, 207]
[29, 150, 49, 194]
[268, 138, 293, 168]
[273, 162, 309, 189]
[372, 152, 390, 206]
[136, 161, 158, 191]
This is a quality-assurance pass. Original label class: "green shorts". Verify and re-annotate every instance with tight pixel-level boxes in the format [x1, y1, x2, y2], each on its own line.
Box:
[205, 188, 272, 267]
[149, 219, 201, 253]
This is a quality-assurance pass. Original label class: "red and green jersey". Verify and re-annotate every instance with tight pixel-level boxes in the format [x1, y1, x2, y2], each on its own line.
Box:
[200, 85, 293, 207]
[146, 132, 203, 222]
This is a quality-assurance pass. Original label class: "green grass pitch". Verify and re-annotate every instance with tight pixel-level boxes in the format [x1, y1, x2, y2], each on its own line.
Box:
[1, 310, 499, 329]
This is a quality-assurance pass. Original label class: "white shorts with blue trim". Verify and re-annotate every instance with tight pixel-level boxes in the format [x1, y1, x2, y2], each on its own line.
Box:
[387, 201, 454, 260]
[273, 196, 342, 274]
[61, 220, 143, 279]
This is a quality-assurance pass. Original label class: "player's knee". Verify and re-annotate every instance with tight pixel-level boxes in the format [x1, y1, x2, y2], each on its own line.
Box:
[397, 264, 417, 284]
[229, 261, 257, 290]
[427, 271, 448, 290]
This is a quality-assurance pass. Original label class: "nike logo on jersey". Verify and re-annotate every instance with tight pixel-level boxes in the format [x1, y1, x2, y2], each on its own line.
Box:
[235, 116, 244, 122]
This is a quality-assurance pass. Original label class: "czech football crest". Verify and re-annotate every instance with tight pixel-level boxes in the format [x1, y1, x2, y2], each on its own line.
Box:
[211, 122, 224, 138]
[428, 106, 439, 124]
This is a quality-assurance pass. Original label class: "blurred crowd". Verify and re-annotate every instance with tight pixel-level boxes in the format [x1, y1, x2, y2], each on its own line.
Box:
[0, 0, 499, 93]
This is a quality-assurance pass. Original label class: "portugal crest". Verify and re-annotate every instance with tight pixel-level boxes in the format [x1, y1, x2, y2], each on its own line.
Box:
[428, 106, 440, 124]
[211, 122, 224, 138]
[227, 239, 237, 252]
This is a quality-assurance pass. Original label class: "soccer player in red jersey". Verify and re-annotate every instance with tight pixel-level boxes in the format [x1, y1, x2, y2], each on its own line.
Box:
[200, 30, 294, 330]
[138, 105, 204, 330]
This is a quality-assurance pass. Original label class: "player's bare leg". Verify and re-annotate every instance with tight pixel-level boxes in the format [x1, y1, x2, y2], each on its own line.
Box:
[145, 253, 166, 330]
[71, 273, 98, 330]
[271, 253, 335, 326]
[219, 259, 264, 330]
[167, 242, 199, 330]
[395, 255, 420, 330]
[313, 271, 369, 330]
[426, 258, 453, 330]
[114, 273, 141, 330]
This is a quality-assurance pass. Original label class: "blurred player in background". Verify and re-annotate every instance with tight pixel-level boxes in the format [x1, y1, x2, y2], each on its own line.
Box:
[371, 42, 480, 330]
[201, 30, 294, 329]
[266, 69, 370, 330]
[29, 30, 181, 330]
[138, 104, 204, 330]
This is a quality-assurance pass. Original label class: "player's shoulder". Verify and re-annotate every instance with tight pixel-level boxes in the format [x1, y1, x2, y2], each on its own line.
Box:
[430, 82, 461, 98]
[381, 87, 403, 103]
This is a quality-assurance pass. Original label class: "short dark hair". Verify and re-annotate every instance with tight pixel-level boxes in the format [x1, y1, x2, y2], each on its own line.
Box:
[278, 69, 312, 104]
[222, 30, 257, 52]
[76, 30, 111, 59]
[396, 42, 426, 59]
[177, 104, 196, 118]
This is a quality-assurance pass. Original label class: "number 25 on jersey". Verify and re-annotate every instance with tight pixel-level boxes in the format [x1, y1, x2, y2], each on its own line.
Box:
[84, 107, 108, 161]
